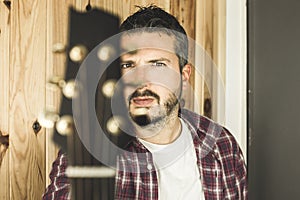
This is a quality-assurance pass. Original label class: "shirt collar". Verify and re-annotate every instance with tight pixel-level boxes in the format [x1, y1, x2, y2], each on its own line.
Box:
[179, 109, 222, 159]
[129, 109, 222, 158]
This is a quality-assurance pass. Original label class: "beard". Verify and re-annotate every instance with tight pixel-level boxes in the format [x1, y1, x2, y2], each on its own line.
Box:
[128, 89, 179, 127]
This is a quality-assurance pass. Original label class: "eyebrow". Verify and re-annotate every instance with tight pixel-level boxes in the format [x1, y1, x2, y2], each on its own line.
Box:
[120, 60, 134, 64]
[120, 57, 172, 64]
[147, 58, 171, 63]
[120, 49, 138, 55]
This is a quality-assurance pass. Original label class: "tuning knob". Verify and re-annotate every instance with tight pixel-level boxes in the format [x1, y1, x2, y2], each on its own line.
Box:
[69, 45, 88, 62]
[52, 43, 66, 53]
[102, 79, 116, 98]
[106, 116, 122, 135]
[47, 76, 66, 89]
[38, 110, 60, 129]
[62, 80, 78, 99]
[97, 45, 115, 61]
[56, 115, 74, 136]
[47, 77, 78, 99]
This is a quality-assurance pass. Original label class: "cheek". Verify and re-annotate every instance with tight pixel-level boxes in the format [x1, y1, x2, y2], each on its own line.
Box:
[152, 86, 174, 102]
[123, 87, 134, 104]
[146, 67, 181, 93]
[154, 77, 182, 96]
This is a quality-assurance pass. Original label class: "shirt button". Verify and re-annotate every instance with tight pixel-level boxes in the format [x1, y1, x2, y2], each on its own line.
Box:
[147, 164, 153, 170]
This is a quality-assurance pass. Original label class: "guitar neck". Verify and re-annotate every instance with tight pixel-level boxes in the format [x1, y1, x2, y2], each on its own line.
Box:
[51, 8, 127, 200]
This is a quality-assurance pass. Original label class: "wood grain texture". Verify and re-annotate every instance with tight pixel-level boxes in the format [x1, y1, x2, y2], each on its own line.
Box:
[9, 0, 46, 199]
[0, 2, 11, 199]
[194, 0, 210, 115]
[212, 0, 226, 79]
[211, 0, 226, 123]
[170, 0, 196, 110]
[45, 0, 74, 187]
[92, 0, 170, 22]
[194, 0, 226, 120]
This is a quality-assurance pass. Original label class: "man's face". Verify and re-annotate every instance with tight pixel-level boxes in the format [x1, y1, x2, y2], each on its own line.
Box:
[120, 32, 183, 129]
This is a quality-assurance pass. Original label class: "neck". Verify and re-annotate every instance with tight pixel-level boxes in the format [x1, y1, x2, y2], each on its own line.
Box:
[136, 106, 182, 144]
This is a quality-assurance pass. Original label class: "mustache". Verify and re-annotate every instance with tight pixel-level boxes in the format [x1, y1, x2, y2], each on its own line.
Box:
[129, 89, 160, 102]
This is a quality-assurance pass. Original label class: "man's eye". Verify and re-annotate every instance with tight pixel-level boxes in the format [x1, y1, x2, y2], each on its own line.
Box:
[121, 63, 133, 69]
[152, 62, 166, 67]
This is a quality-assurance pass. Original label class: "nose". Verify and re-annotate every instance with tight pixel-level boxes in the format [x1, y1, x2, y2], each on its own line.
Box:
[122, 65, 151, 88]
[136, 83, 151, 91]
[135, 66, 146, 80]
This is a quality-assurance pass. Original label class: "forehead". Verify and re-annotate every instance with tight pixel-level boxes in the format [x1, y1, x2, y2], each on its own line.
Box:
[120, 32, 176, 54]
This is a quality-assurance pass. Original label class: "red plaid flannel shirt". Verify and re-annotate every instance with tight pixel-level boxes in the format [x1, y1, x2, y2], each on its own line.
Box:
[42, 150, 70, 200]
[115, 109, 248, 199]
[43, 109, 247, 199]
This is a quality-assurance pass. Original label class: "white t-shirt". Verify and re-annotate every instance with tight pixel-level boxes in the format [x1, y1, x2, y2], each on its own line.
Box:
[138, 119, 205, 200]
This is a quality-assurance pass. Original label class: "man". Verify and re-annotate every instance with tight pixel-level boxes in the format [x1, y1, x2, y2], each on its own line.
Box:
[43, 5, 247, 200]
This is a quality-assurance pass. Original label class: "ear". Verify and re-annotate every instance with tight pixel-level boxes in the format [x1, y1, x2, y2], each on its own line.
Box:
[182, 63, 192, 80]
[181, 64, 192, 90]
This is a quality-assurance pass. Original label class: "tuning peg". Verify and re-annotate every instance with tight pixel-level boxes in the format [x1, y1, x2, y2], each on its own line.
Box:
[47, 76, 78, 99]
[38, 110, 60, 129]
[69, 45, 88, 62]
[52, 43, 66, 53]
[106, 116, 122, 135]
[47, 76, 66, 90]
[97, 45, 115, 61]
[102, 79, 116, 98]
[56, 115, 74, 136]
[62, 80, 78, 99]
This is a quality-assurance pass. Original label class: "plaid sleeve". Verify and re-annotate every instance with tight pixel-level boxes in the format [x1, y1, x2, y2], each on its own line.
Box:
[233, 140, 248, 199]
[42, 150, 71, 200]
[114, 154, 135, 199]
[114, 155, 123, 199]
[220, 128, 248, 200]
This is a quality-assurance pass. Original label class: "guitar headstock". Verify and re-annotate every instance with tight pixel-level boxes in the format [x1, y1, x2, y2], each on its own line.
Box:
[39, 7, 130, 199]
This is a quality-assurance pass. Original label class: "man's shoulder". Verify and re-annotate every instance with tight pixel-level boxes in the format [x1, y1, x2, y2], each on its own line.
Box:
[180, 108, 223, 138]
[180, 109, 241, 155]
[179, 108, 218, 132]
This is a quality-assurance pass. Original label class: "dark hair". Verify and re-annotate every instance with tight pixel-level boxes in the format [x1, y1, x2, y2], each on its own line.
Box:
[120, 5, 188, 71]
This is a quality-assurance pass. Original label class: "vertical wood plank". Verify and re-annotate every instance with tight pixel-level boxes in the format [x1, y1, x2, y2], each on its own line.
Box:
[0, 2, 11, 199]
[211, 0, 226, 123]
[9, 0, 46, 199]
[213, 0, 226, 82]
[94, 0, 171, 23]
[170, 0, 195, 38]
[195, 0, 226, 121]
[195, 0, 212, 115]
[45, 1, 56, 187]
[45, 0, 74, 187]
[170, 0, 196, 111]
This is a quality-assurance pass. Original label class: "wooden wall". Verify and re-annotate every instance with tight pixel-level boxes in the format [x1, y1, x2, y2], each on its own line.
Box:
[0, 0, 225, 199]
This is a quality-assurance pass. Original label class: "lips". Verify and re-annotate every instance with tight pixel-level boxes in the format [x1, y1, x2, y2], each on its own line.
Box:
[132, 97, 155, 106]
